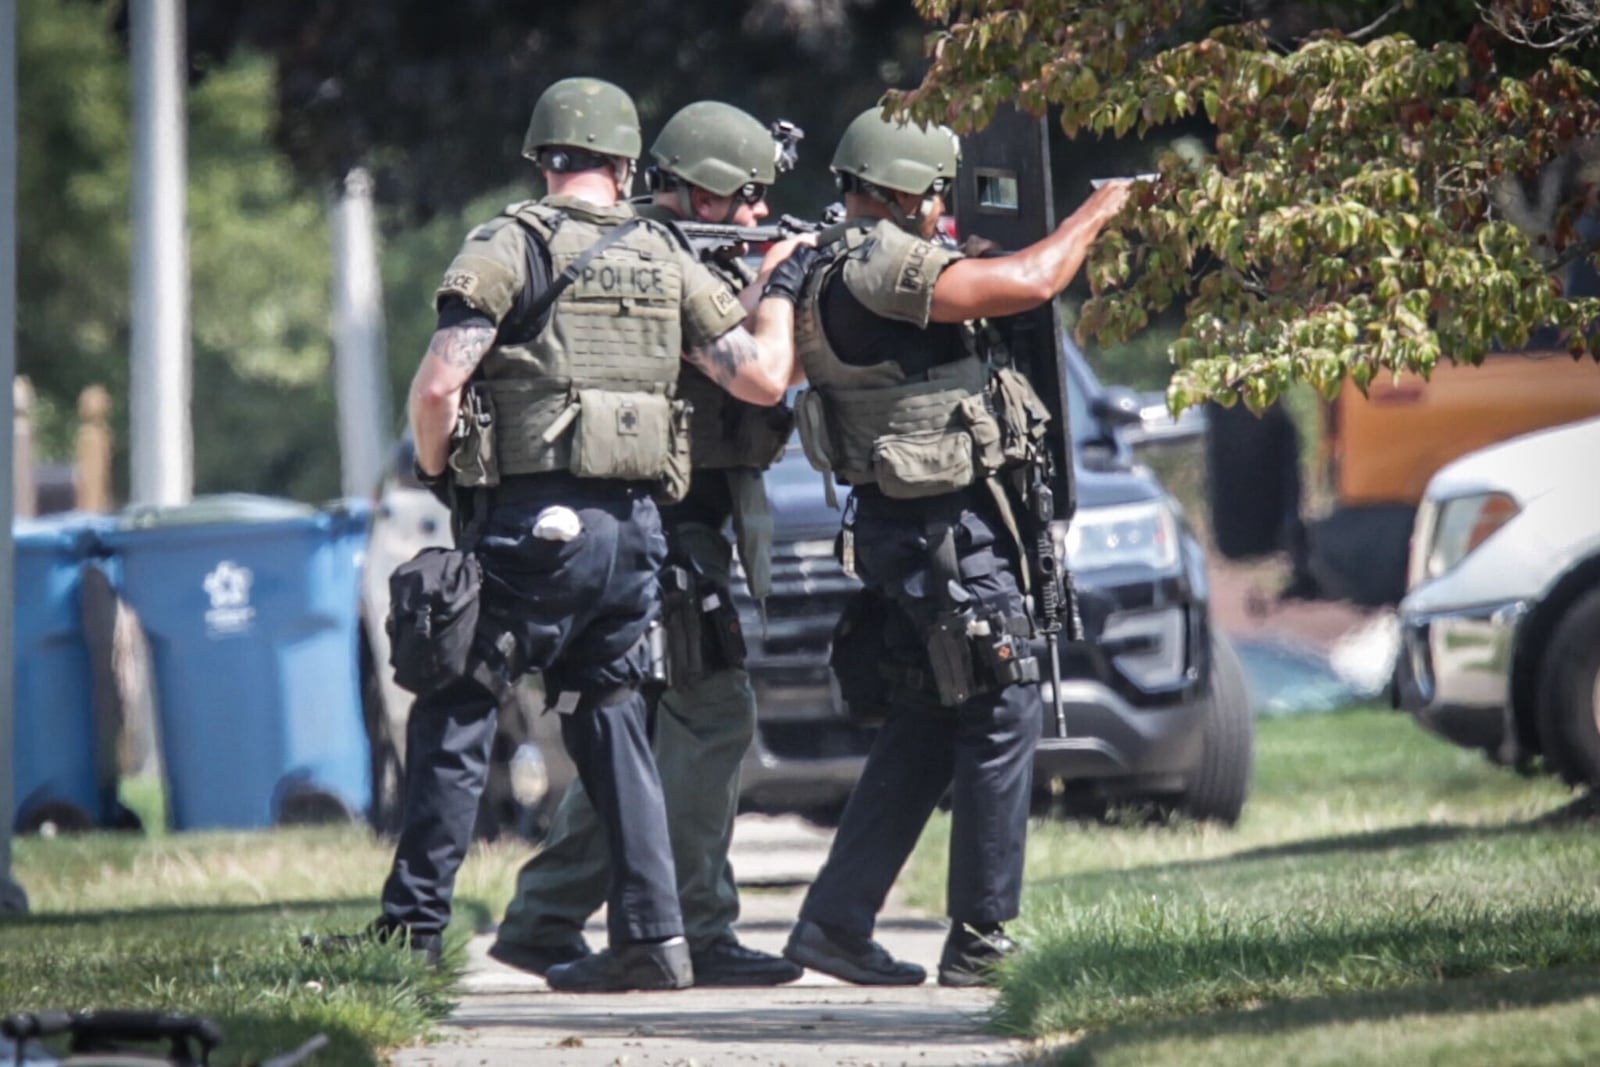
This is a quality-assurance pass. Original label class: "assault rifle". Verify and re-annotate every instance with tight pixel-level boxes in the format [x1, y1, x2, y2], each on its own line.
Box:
[668, 211, 832, 258]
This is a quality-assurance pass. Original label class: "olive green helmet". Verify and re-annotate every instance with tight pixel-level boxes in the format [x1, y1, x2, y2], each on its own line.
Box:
[521, 77, 641, 162]
[649, 101, 778, 197]
[831, 108, 959, 195]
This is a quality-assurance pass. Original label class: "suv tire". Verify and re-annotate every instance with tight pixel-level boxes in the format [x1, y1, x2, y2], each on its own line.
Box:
[361, 639, 406, 838]
[1535, 587, 1600, 787]
[1177, 635, 1255, 825]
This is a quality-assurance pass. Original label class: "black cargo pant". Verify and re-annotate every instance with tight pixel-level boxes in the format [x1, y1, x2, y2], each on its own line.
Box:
[798, 488, 1043, 936]
[379, 474, 682, 947]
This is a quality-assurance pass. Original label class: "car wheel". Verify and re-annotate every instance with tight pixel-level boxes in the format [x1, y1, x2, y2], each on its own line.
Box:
[1535, 587, 1600, 787]
[18, 801, 95, 836]
[1177, 635, 1255, 825]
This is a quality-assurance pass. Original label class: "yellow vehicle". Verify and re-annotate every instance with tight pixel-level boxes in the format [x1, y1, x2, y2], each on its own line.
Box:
[1208, 351, 1600, 605]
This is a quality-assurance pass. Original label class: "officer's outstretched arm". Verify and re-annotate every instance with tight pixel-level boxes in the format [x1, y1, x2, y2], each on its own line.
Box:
[682, 298, 795, 405]
[409, 321, 497, 477]
[929, 181, 1131, 324]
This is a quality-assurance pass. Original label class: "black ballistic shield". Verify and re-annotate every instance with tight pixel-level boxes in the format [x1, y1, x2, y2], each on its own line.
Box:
[955, 106, 1079, 737]
[953, 106, 1076, 524]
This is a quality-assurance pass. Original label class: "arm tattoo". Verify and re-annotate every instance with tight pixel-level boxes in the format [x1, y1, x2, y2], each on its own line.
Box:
[430, 321, 497, 373]
[684, 327, 759, 387]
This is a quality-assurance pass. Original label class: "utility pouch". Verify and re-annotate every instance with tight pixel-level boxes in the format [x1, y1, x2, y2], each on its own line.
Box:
[872, 429, 975, 499]
[449, 383, 501, 488]
[973, 621, 1041, 689]
[830, 587, 893, 724]
[736, 400, 797, 470]
[794, 388, 836, 473]
[992, 367, 1052, 464]
[958, 393, 1007, 475]
[659, 564, 704, 684]
[386, 547, 483, 695]
[662, 397, 695, 504]
[570, 388, 674, 484]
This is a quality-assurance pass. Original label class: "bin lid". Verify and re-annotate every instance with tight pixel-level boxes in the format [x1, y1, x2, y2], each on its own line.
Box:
[117, 494, 317, 530]
[13, 510, 119, 551]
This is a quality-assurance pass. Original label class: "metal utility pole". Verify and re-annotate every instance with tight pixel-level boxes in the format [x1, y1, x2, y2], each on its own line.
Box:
[1, 0, 28, 914]
[331, 167, 393, 498]
[129, 0, 192, 506]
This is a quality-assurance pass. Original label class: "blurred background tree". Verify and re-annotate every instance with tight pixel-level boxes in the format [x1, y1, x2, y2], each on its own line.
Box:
[20, 0, 336, 500]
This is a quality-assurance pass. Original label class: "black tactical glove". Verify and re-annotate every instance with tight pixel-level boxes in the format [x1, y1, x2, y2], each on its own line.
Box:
[413, 458, 452, 509]
[760, 244, 820, 304]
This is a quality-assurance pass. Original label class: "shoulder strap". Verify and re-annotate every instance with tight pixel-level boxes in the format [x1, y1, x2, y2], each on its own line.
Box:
[519, 216, 647, 325]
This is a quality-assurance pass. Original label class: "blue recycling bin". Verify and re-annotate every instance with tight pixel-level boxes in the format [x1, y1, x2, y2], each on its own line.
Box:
[12, 513, 121, 833]
[103, 495, 373, 831]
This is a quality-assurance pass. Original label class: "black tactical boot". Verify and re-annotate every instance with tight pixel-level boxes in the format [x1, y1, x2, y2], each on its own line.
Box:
[937, 921, 1019, 988]
[783, 920, 925, 986]
[691, 934, 804, 987]
[304, 917, 442, 972]
[544, 936, 694, 992]
[486, 936, 592, 977]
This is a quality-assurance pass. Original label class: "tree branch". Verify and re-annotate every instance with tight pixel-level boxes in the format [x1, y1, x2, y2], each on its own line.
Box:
[1346, 4, 1403, 41]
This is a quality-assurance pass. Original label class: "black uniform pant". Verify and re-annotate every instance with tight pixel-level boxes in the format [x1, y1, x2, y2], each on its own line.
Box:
[799, 489, 1043, 937]
[380, 476, 682, 946]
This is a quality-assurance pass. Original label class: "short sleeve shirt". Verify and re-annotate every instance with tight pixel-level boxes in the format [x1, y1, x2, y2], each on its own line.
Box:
[823, 219, 968, 375]
[433, 196, 744, 349]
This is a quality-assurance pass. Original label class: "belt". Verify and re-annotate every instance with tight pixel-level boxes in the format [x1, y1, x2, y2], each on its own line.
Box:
[489, 472, 654, 506]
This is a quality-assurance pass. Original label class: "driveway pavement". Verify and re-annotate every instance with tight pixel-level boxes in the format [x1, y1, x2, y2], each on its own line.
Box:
[390, 815, 1032, 1067]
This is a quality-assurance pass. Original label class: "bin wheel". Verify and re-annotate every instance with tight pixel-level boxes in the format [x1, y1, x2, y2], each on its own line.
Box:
[18, 802, 95, 836]
[275, 785, 356, 827]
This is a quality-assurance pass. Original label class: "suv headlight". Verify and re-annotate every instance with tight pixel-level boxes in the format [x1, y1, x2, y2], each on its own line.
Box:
[1053, 501, 1180, 573]
[1422, 491, 1520, 582]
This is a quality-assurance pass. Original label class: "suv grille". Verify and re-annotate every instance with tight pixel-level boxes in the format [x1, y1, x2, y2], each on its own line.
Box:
[734, 537, 861, 658]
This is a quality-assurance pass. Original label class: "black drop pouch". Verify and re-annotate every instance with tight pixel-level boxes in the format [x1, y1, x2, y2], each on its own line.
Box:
[386, 546, 483, 695]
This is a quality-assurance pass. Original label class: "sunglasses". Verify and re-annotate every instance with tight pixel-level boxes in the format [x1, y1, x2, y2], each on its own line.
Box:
[735, 183, 768, 206]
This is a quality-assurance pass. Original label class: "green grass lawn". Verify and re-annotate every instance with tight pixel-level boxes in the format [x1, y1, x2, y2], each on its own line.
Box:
[905, 707, 1600, 1065]
[0, 814, 530, 1065]
[6, 707, 1594, 1065]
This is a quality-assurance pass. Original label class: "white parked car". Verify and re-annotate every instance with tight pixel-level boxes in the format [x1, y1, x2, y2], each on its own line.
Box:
[1393, 415, 1600, 783]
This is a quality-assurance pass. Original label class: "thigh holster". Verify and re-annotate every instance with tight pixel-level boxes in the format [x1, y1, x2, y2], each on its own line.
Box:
[659, 563, 747, 686]
[922, 602, 1039, 707]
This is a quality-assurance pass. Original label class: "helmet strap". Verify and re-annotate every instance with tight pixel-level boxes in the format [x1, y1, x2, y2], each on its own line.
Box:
[612, 158, 636, 197]
[869, 184, 924, 235]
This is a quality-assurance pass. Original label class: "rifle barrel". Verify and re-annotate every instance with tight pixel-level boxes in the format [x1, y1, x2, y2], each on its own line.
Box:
[1047, 631, 1067, 738]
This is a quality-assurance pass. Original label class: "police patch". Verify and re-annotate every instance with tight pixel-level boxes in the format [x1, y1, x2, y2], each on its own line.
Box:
[711, 287, 740, 317]
[440, 271, 478, 296]
[895, 242, 935, 294]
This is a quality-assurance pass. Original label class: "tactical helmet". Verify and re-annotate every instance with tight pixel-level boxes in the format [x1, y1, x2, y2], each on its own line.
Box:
[830, 108, 959, 196]
[649, 101, 778, 197]
[522, 77, 641, 162]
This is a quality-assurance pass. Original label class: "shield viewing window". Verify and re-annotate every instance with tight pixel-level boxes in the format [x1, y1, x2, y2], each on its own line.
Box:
[975, 169, 1020, 214]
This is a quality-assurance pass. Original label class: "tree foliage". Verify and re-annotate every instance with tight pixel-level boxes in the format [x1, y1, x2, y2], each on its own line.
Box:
[892, 0, 1600, 411]
[20, 0, 338, 500]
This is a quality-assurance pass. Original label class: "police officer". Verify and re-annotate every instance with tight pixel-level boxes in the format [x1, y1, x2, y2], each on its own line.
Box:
[776, 109, 1131, 986]
[346, 77, 809, 993]
[486, 101, 803, 987]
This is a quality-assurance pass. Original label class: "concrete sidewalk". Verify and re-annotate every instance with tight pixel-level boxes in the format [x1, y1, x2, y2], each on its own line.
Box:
[391, 816, 1032, 1067]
